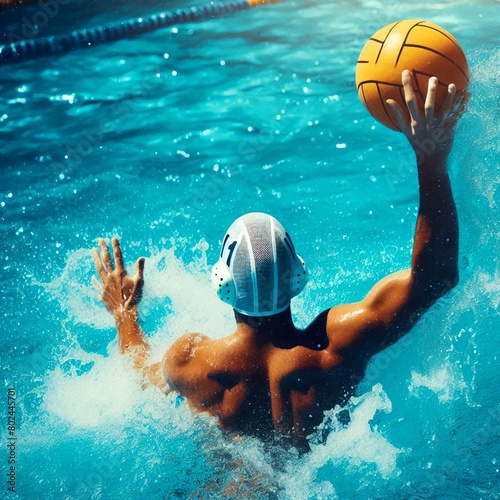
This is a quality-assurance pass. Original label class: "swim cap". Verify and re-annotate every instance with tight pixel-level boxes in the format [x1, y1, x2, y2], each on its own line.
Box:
[211, 212, 308, 317]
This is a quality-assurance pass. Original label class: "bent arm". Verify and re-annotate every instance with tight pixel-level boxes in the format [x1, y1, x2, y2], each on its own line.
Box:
[326, 72, 467, 353]
[364, 146, 459, 318]
[115, 308, 148, 367]
[93, 238, 169, 393]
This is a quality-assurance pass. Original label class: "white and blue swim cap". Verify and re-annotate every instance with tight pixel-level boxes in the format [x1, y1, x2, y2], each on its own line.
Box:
[211, 212, 308, 317]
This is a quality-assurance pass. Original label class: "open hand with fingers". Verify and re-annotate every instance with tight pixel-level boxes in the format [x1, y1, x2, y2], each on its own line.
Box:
[92, 238, 145, 320]
[387, 70, 470, 163]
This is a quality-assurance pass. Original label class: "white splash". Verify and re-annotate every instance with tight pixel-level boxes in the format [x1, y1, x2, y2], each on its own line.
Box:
[42, 344, 198, 440]
[32, 248, 114, 329]
[142, 241, 235, 343]
[43, 350, 145, 428]
[277, 384, 403, 499]
[409, 363, 467, 403]
[39, 240, 232, 432]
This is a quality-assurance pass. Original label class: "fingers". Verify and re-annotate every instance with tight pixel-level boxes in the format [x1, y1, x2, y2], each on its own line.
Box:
[402, 70, 423, 123]
[456, 90, 471, 117]
[92, 248, 107, 280]
[91, 275, 101, 289]
[112, 237, 125, 276]
[438, 83, 457, 120]
[386, 99, 408, 133]
[93, 238, 122, 281]
[135, 257, 145, 283]
[424, 76, 438, 123]
[443, 91, 468, 133]
[98, 238, 113, 272]
[129, 257, 146, 307]
[450, 89, 468, 118]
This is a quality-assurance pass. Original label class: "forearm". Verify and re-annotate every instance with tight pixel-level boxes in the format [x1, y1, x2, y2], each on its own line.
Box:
[114, 308, 151, 370]
[114, 310, 170, 393]
[411, 151, 459, 295]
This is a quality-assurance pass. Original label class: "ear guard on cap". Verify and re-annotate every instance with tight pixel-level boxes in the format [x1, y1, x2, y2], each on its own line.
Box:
[291, 255, 308, 298]
[212, 261, 237, 307]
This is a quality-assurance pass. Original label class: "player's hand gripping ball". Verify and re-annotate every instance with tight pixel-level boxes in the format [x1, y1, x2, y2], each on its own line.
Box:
[355, 20, 469, 131]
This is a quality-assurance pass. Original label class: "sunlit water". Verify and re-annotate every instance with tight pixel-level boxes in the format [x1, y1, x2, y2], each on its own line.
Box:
[1, 0, 499, 498]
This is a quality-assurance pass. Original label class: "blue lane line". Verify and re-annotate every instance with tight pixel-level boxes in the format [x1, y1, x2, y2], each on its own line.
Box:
[0, 0, 253, 65]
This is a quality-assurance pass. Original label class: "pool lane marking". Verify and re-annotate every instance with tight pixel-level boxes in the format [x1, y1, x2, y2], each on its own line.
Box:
[0, 0, 282, 66]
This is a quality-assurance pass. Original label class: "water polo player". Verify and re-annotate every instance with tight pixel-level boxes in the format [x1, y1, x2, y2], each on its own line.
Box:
[92, 70, 469, 451]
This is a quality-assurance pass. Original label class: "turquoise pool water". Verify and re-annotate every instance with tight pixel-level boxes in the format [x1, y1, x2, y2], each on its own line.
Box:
[1, 0, 499, 498]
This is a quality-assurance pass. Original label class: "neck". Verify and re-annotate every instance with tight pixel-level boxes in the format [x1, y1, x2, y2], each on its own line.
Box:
[234, 308, 298, 347]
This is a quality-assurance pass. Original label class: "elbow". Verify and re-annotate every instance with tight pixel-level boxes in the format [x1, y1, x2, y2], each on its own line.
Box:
[444, 265, 459, 291]
[435, 270, 459, 299]
[449, 272, 459, 290]
[423, 270, 458, 303]
[412, 267, 459, 307]
[438, 258, 460, 293]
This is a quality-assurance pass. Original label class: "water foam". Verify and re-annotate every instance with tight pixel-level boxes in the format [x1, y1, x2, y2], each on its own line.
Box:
[35, 238, 234, 427]
[409, 363, 467, 404]
[274, 384, 403, 499]
[43, 350, 150, 429]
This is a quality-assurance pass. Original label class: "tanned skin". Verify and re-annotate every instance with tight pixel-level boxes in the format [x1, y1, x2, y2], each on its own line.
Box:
[93, 71, 468, 451]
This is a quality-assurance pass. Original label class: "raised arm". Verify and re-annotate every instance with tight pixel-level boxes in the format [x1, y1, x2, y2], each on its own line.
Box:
[92, 238, 168, 393]
[326, 70, 469, 354]
[388, 70, 468, 298]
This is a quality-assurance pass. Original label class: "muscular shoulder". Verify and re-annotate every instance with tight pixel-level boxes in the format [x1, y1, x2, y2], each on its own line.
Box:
[162, 333, 230, 412]
[165, 333, 211, 368]
[324, 269, 414, 354]
[162, 333, 212, 390]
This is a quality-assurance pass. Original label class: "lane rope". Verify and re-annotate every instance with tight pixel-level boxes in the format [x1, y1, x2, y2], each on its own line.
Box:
[0, 0, 279, 65]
